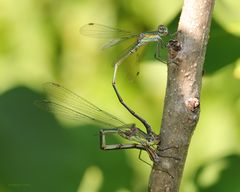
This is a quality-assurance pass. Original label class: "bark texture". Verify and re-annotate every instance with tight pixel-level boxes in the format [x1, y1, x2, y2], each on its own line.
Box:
[148, 0, 215, 191]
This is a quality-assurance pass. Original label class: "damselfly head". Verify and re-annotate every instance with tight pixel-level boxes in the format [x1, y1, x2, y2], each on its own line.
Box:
[158, 25, 168, 36]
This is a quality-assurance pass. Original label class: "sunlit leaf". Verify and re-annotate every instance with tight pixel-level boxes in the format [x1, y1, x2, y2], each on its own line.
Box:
[214, 0, 240, 35]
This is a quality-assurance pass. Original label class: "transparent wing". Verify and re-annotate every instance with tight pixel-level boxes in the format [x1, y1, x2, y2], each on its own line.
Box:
[80, 23, 139, 49]
[101, 38, 132, 50]
[80, 23, 138, 38]
[36, 82, 126, 128]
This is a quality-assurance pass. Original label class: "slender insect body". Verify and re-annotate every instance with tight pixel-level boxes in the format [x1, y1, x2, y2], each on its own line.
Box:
[138, 32, 162, 43]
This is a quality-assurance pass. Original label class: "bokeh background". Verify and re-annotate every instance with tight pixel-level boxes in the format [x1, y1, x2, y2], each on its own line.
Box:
[0, 0, 240, 191]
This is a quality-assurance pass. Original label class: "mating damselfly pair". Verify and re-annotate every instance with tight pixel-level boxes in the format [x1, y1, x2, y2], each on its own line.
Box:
[38, 23, 175, 166]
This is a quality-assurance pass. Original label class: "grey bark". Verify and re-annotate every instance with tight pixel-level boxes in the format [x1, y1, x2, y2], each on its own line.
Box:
[148, 0, 215, 191]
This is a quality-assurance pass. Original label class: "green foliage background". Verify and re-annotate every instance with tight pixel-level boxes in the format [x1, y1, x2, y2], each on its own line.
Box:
[0, 0, 240, 191]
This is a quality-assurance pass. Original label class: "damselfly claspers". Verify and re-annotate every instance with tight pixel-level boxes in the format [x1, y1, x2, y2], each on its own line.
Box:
[36, 82, 161, 164]
[80, 23, 170, 137]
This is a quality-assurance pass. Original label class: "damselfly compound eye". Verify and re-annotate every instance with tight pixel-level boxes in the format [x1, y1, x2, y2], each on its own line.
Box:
[158, 25, 168, 36]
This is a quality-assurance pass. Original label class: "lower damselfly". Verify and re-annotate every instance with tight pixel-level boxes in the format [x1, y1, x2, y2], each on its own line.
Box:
[36, 82, 161, 164]
[80, 23, 171, 136]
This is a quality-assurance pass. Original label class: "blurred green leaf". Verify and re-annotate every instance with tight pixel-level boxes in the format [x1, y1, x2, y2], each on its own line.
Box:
[194, 154, 240, 192]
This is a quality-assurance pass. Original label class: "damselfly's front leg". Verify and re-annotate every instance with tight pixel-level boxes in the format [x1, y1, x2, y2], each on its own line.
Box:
[138, 149, 152, 166]
[154, 40, 167, 64]
[100, 128, 146, 150]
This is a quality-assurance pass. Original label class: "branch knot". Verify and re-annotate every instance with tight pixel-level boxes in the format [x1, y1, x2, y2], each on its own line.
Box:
[185, 97, 200, 112]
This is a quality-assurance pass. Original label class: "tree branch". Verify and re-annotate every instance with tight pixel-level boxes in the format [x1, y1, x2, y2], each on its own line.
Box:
[148, 0, 215, 191]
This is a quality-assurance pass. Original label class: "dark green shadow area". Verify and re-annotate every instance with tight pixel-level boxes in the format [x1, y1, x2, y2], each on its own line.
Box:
[193, 154, 240, 192]
[205, 21, 240, 75]
[0, 87, 135, 192]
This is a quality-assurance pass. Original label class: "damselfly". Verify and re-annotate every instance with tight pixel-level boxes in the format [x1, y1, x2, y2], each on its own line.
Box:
[36, 82, 161, 164]
[80, 23, 171, 136]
